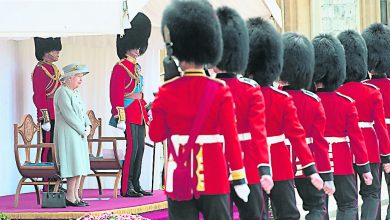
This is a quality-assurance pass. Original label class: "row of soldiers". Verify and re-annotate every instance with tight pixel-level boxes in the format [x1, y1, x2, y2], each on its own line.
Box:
[147, 1, 390, 220]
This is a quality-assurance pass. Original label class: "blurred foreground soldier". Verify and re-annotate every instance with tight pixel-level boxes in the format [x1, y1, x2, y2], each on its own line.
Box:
[245, 17, 323, 220]
[363, 23, 390, 220]
[312, 33, 372, 220]
[279, 32, 334, 219]
[213, 7, 273, 220]
[109, 12, 152, 197]
[32, 37, 62, 191]
[149, 1, 249, 219]
[337, 29, 390, 220]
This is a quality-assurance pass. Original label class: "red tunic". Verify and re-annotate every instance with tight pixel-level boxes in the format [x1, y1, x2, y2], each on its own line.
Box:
[217, 73, 270, 184]
[366, 76, 390, 159]
[32, 62, 61, 121]
[261, 86, 316, 181]
[109, 58, 148, 125]
[316, 90, 370, 175]
[149, 71, 246, 197]
[338, 82, 390, 163]
[284, 88, 332, 180]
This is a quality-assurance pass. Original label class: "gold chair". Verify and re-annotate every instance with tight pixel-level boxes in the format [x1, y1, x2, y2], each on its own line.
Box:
[14, 114, 61, 208]
[79, 110, 125, 198]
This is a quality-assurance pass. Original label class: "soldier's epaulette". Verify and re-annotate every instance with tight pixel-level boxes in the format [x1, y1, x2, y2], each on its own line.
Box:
[209, 77, 226, 86]
[362, 82, 379, 90]
[162, 76, 180, 86]
[336, 92, 354, 102]
[238, 77, 258, 87]
[301, 89, 320, 102]
[270, 86, 289, 96]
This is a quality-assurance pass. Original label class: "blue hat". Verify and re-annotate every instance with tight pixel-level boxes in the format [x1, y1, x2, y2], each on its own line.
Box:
[60, 64, 89, 81]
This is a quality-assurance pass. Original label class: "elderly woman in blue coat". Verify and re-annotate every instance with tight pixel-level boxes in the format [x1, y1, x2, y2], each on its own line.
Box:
[54, 64, 92, 207]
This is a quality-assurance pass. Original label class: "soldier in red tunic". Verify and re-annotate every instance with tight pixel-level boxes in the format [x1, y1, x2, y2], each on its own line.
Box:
[213, 7, 273, 220]
[149, 1, 249, 219]
[312, 33, 372, 220]
[32, 37, 62, 191]
[109, 12, 152, 197]
[245, 17, 323, 220]
[279, 32, 334, 219]
[362, 23, 390, 220]
[337, 29, 390, 220]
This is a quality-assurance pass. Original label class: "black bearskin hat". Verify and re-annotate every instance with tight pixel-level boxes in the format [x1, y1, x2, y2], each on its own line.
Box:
[161, 0, 222, 66]
[216, 6, 249, 73]
[34, 37, 62, 61]
[361, 23, 390, 74]
[312, 34, 346, 91]
[116, 12, 152, 59]
[337, 30, 367, 82]
[280, 32, 314, 90]
[246, 17, 283, 87]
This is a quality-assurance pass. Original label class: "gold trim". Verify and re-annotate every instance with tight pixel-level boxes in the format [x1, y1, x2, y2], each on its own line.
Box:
[231, 169, 246, 180]
[118, 61, 140, 92]
[40, 109, 50, 124]
[116, 107, 126, 122]
[183, 69, 205, 76]
[126, 56, 137, 64]
[4, 201, 167, 219]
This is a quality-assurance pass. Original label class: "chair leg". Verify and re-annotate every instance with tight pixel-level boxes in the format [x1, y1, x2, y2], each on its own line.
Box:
[14, 177, 26, 208]
[79, 176, 86, 198]
[96, 176, 102, 195]
[29, 178, 41, 205]
[113, 170, 122, 199]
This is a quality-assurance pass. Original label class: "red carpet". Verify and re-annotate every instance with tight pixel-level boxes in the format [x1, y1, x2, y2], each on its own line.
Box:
[0, 189, 166, 219]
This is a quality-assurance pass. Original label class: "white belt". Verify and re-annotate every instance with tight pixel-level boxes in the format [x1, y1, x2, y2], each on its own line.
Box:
[170, 134, 224, 146]
[358, 121, 374, 128]
[385, 118, 390, 125]
[238, 132, 252, 141]
[284, 137, 313, 146]
[267, 134, 285, 146]
[324, 136, 350, 144]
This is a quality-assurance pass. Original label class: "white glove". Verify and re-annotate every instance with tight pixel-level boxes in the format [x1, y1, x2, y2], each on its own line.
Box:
[234, 184, 250, 203]
[310, 173, 324, 190]
[41, 122, 51, 132]
[85, 126, 91, 136]
[363, 172, 373, 185]
[260, 175, 274, 194]
[323, 180, 336, 196]
[147, 109, 153, 122]
[383, 163, 390, 173]
[117, 121, 126, 132]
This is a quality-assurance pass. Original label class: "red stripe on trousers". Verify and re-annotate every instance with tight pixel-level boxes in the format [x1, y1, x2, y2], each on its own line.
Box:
[121, 124, 134, 195]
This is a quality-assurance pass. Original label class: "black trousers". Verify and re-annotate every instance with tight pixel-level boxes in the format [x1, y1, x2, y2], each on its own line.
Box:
[324, 175, 357, 220]
[263, 179, 300, 220]
[230, 183, 264, 220]
[41, 120, 55, 192]
[295, 177, 326, 220]
[168, 194, 230, 220]
[121, 123, 145, 193]
[354, 163, 381, 220]
[41, 120, 55, 162]
[384, 168, 390, 220]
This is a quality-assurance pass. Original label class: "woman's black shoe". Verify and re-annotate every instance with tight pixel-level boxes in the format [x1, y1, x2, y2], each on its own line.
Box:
[66, 199, 86, 207]
[77, 200, 90, 206]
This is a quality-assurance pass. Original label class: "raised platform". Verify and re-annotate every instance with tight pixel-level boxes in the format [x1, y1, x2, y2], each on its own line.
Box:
[0, 189, 167, 219]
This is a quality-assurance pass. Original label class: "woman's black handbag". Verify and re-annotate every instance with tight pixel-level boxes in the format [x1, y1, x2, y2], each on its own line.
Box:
[41, 176, 66, 208]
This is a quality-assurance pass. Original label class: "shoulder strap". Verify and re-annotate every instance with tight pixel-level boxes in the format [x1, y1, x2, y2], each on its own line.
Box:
[169, 80, 219, 164]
